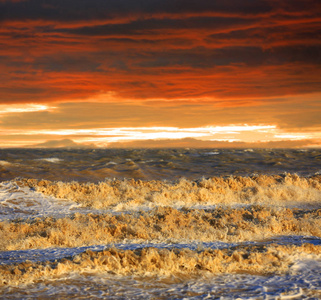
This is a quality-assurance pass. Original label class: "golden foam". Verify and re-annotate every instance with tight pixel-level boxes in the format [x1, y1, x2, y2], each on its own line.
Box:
[1, 244, 321, 286]
[1, 205, 321, 251]
[20, 174, 321, 209]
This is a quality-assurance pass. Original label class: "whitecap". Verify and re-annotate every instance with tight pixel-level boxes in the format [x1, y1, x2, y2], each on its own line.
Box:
[203, 151, 220, 155]
[0, 160, 12, 166]
[36, 158, 63, 163]
[0, 181, 80, 221]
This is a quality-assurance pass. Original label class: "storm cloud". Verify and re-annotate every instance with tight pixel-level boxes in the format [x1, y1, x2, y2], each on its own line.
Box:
[0, 0, 320, 103]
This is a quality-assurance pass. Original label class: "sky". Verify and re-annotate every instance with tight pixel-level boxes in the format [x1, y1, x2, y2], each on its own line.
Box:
[0, 0, 320, 148]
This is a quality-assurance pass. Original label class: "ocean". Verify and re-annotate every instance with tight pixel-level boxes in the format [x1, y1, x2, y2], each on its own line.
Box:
[0, 148, 321, 299]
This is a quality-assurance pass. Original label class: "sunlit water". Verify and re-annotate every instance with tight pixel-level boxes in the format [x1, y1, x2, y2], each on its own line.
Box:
[0, 148, 321, 299]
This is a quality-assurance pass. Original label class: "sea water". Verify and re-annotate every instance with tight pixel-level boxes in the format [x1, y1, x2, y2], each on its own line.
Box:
[0, 148, 321, 299]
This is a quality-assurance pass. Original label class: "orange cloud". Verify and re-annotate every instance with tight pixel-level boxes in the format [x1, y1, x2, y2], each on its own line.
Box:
[0, 0, 320, 105]
[0, 0, 320, 148]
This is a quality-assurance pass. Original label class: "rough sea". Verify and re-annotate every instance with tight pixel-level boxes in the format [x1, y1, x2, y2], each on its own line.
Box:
[1, 148, 321, 299]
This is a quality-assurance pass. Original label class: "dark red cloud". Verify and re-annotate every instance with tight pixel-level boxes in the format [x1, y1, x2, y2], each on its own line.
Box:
[0, 0, 320, 104]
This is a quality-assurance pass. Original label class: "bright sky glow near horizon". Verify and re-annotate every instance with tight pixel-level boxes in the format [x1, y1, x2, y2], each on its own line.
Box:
[0, 0, 320, 148]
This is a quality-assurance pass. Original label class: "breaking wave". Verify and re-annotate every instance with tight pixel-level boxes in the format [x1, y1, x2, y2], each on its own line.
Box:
[1, 149, 321, 298]
[21, 174, 321, 209]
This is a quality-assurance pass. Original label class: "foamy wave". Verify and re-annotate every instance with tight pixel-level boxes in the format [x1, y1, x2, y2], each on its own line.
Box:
[21, 174, 321, 210]
[203, 151, 220, 155]
[0, 181, 81, 221]
[1, 174, 321, 298]
[1, 149, 321, 297]
[1, 243, 321, 287]
[36, 158, 63, 163]
[0, 160, 11, 166]
[2, 261, 321, 299]
[1, 204, 321, 251]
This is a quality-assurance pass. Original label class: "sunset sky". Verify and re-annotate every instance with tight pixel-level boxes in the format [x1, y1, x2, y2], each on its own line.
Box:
[1, 0, 320, 148]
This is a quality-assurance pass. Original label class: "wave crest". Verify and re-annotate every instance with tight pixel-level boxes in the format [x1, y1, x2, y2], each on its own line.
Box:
[20, 174, 321, 209]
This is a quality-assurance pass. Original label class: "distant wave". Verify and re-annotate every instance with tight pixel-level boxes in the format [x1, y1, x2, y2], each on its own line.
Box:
[203, 151, 220, 155]
[0, 160, 12, 166]
[36, 158, 63, 163]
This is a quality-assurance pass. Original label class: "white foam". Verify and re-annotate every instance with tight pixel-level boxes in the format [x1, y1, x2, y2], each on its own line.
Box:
[203, 151, 220, 155]
[0, 160, 11, 166]
[0, 241, 233, 266]
[36, 158, 63, 163]
[0, 181, 80, 221]
[1, 250, 321, 299]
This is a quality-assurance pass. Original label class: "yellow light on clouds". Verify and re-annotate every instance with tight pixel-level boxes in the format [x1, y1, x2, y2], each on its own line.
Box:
[1, 124, 320, 148]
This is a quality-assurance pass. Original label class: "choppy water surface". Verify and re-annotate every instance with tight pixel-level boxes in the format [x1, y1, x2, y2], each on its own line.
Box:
[0, 148, 321, 299]
[1, 148, 320, 182]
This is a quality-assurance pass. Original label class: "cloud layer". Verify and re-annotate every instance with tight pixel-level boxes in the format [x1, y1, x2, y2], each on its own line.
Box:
[1, 1, 320, 147]
[1, 101, 320, 148]
[1, 0, 320, 103]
